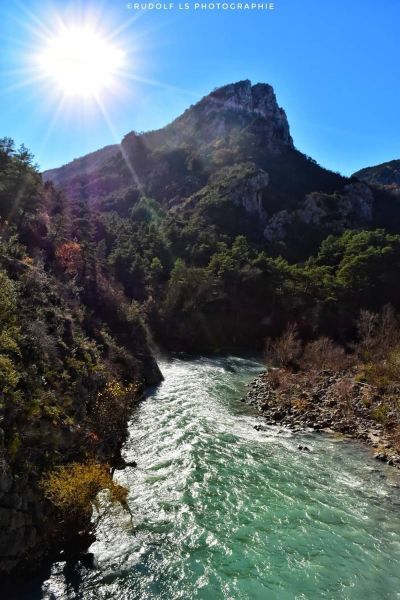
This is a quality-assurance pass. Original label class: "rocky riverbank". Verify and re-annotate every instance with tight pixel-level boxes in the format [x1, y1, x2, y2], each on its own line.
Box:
[244, 368, 400, 467]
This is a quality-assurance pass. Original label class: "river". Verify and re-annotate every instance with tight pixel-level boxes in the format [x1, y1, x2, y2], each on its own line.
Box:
[22, 357, 400, 598]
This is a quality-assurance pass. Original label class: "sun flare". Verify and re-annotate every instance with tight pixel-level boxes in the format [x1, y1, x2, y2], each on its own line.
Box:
[38, 27, 125, 97]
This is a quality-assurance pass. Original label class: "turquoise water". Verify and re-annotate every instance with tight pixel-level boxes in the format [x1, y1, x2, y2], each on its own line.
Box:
[41, 357, 400, 599]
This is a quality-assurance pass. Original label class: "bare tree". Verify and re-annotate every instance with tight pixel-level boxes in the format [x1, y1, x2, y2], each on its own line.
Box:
[265, 324, 302, 369]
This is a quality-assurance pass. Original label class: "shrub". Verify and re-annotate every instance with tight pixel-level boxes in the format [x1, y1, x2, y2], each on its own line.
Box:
[389, 426, 400, 452]
[371, 403, 391, 424]
[267, 368, 284, 389]
[265, 324, 302, 369]
[272, 368, 299, 393]
[357, 305, 400, 363]
[329, 377, 356, 417]
[40, 461, 128, 519]
[90, 380, 140, 440]
[291, 397, 310, 412]
[361, 351, 400, 390]
[55, 241, 83, 274]
[301, 337, 350, 372]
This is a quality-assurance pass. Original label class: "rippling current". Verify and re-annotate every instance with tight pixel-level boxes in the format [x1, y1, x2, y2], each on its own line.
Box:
[26, 358, 400, 598]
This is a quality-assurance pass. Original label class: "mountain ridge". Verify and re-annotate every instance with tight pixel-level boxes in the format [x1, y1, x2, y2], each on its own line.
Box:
[43, 80, 293, 187]
[43, 79, 348, 240]
[353, 159, 400, 187]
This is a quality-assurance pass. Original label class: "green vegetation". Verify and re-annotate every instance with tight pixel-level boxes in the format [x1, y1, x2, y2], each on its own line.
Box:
[0, 137, 161, 570]
[101, 189, 400, 350]
[3, 130, 400, 516]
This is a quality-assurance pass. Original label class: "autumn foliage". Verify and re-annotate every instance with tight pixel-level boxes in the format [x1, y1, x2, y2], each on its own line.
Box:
[55, 241, 83, 273]
[40, 461, 128, 519]
[91, 380, 140, 440]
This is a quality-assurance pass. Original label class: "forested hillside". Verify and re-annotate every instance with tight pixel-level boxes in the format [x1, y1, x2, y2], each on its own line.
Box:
[0, 138, 161, 574]
[44, 80, 400, 352]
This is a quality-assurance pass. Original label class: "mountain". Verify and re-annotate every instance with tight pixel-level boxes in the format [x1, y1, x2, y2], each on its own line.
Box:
[43, 80, 292, 188]
[43, 80, 346, 220]
[353, 159, 400, 187]
[43, 143, 118, 188]
[45, 80, 400, 265]
[40, 80, 400, 352]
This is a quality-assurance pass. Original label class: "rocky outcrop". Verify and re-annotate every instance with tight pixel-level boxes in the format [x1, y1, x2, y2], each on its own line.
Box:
[0, 367, 161, 576]
[196, 80, 294, 151]
[238, 176, 268, 222]
[264, 183, 374, 242]
[184, 163, 270, 224]
[215, 166, 269, 223]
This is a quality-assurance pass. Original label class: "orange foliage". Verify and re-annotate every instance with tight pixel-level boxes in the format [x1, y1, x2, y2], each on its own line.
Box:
[55, 241, 83, 273]
[40, 460, 128, 518]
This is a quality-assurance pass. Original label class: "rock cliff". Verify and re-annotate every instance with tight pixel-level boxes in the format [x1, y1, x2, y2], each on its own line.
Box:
[165, 80, 293, 153]
[264, 183, 374, 243]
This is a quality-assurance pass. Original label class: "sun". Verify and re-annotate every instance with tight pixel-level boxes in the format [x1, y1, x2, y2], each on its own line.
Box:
[38, 26, 125, 98]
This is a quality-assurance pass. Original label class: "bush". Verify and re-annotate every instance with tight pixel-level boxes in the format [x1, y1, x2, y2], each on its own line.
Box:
[357, 305, 400, 363]
[55, 241, 83, 274]
[265, 324, 302, 369]
[371, 404, 391, 424]
[90, 380, 140, 440]
[389, 426, 400, 452]
[301, 337, 350, 372]
[328, 377, 356, 417]
[291, 397, 310, 412]
[40, 461, 128, 519]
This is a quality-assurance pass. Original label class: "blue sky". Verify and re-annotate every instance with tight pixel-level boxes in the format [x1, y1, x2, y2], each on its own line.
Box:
[0, 0, 399, 175]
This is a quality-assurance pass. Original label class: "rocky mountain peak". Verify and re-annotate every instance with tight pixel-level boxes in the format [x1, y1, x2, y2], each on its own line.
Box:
[190, 79, 293, 151]
[208, 80, 274, 116]
[43, 80, 294, 190]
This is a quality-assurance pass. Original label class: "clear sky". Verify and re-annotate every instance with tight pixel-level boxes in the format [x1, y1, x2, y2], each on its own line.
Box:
[0, 0, 399, 175]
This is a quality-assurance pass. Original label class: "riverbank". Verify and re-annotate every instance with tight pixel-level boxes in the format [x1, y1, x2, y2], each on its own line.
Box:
[245, 367, 400, 467]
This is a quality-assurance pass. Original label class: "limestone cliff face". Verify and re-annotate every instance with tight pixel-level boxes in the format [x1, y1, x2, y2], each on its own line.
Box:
[213, 166, 269, 223]
[0, 393, 87, 574]
[169, 80, 293, 154]
[208, 81, 293, 147]
[0, 365, 162, 576]
[236, 171, 269, 223]
[183, 163, 270, 225]
[264, 183, 374, 242]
